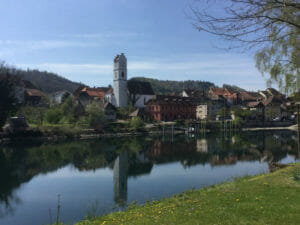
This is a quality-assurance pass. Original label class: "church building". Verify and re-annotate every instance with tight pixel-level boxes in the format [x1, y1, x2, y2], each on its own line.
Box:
[113, 53, 155, 108]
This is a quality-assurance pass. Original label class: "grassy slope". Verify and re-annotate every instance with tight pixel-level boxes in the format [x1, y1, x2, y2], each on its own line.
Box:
[75, 163, 300, 225]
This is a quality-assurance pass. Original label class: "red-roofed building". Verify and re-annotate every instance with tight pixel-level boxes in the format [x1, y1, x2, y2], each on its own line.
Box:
[208, 87, 238, 105]
[76, 86, 113, 108]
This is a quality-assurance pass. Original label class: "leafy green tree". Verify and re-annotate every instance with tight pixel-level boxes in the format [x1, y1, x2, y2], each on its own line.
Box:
[117, 106, 136, 120]
[86, 102, 105, 130]
[0, 74, 17, 130]
[217, 107, 231, 118]
[191, 0, 300, 93]
[45, 107, 63, 124]
[130, 117, 145, 130]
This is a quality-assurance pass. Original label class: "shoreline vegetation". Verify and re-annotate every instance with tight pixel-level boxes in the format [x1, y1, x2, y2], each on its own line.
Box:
[0, 121, 297, 144]
[58, 162, 300, 225]
[0, 120, 298, 144]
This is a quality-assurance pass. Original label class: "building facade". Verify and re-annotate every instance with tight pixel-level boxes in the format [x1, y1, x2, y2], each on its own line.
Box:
[113, 53, 128, 108]
[146, 95, 196, 121]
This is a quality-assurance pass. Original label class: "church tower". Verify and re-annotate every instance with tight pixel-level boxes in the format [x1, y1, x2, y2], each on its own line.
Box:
[113, 53, 128, 107]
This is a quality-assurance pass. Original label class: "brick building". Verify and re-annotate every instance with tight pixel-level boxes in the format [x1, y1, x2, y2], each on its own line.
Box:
[146, 95, 196, 121]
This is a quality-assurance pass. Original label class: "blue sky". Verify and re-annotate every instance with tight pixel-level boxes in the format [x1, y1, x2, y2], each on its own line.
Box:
[0, 0, 268, 90]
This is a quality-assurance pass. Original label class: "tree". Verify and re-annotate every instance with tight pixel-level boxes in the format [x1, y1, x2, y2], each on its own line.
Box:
[191, 0, 300, 93]
[0, 74, 17, 130]
[86, 102, 105, 130]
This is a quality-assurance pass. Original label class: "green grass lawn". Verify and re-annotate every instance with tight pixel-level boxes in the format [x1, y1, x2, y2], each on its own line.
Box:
[70, 163, 300, 225]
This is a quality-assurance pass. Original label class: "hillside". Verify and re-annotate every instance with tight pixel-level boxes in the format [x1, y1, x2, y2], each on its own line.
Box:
[130, 77, 215, 94]
[0, 63, 82, 93]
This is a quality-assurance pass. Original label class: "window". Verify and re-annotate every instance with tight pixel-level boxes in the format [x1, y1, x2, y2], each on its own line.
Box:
[122, 72, 125, 78]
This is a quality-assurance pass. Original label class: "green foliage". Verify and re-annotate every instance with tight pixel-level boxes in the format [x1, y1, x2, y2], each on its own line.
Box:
[0, 62, 81, 93]
[71, 163, 300, 225]
[0, 74, 18, 129]
[129, 117, 145, 130]
[191, 0, 300, 94]
[232, 108, 256, 120]
[130, 77, 215, 94]
[18, 106, 47, 125]
[217, 107, 230, 117]
[45, 107, 63, 124]
[86, 102, 105, 130]
[117, 106, 136, 120]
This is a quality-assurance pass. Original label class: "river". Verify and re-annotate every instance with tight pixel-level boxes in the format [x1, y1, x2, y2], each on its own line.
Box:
[0, 131, 299, 225]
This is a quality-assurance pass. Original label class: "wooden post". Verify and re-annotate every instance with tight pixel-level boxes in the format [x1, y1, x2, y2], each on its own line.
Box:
[298, 104, 300, 157]
[297, 104, 300, 132]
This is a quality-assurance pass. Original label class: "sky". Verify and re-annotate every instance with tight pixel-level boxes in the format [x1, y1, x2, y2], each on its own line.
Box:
[0, 0, 269, 91]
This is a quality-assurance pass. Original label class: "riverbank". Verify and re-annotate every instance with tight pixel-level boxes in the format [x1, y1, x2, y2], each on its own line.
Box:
[68, 162, 300, 225]
[0, 121, 297, 144]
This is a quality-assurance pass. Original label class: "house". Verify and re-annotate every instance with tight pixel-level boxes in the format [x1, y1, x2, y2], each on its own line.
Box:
[75, 86, 112, 108]
[262, 96, 285, 121]
[182, 89, 207, 99]
[0, 73, 45, 105]
[127, 80, 155, 108]
[247, 101, 265, 121]
[146, 95, 196, 121]
[104, 102, 117, 121]
[208, 87, 238, 105]
[239, 91, 263, 103]
[129, 108, 147, 120]
[50, 90, 72, 104]
[196, 97, 226, 120]
[24, 88, 45, 106]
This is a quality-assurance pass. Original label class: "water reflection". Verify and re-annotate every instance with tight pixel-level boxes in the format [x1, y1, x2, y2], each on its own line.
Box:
[0, 131, 298, 224]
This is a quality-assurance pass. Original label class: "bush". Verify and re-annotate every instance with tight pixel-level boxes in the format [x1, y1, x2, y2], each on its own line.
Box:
[45, 108, 63, 124]
[86, 102, 105, 130]
[130, 117, 145, 130]
[18, 106, 47, 125]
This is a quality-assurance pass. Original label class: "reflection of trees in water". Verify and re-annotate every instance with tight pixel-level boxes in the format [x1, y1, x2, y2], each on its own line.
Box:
[0, 148, 22, 218]
[0, 131, 298, 215]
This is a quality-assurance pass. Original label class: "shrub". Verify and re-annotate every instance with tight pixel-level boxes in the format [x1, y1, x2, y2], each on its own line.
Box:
[86, 102, 105, 130]
[130, 117, 145, 130]
[45, 108, 63, 124]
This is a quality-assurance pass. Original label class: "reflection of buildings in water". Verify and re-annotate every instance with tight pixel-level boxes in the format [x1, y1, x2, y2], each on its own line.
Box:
[113, 152, 128, 206]
[210, 154, 238, 166]
[196, 139, 208, 153]
[113, 152, 153, 206]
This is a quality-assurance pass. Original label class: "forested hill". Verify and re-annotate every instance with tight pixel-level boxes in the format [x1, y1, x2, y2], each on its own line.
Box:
[130, 77, 215, 94]
[0, 64, 82, 93]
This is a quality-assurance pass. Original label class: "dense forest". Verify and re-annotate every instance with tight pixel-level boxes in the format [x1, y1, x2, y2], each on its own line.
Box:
[130, 77, 215, 94]
[0, 62, 82, 93]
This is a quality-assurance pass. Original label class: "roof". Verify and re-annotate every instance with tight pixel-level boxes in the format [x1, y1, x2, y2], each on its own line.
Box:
[210, 87, 226, 96]
[130, 108, 146, 117]
[183, 89, 206, 98]
[259, 91, 272, 99]
[267, 88, 284, 97]
[262, 96, 283, 106]
[210, 87, 237, 96]
[147, 95, 196, 106]
[25, 88, 44, 97]
[79, 87, 112, 99]
[240, 91, 262, 101]
[127, 80, 155, 95]
[247, 101, 264, 108]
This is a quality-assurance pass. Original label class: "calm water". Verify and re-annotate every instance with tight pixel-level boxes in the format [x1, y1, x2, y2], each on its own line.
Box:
[0, 131, 299, 225]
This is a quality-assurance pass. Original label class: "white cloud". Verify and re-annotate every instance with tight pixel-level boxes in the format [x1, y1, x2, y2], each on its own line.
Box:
[0, 39, 100, 52]
[17, 53, 266, 90]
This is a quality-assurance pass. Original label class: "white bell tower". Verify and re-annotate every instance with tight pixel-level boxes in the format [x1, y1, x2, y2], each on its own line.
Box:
[113, 53, 128, 107]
